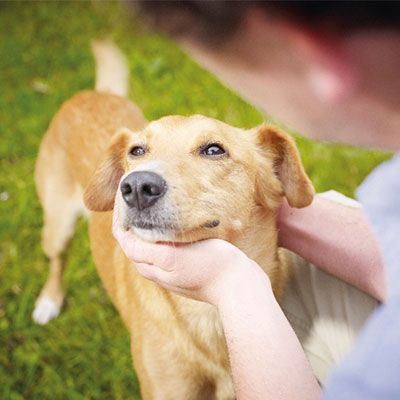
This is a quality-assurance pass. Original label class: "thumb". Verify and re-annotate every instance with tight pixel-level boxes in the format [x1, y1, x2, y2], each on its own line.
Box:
[112, 207, 178, 269]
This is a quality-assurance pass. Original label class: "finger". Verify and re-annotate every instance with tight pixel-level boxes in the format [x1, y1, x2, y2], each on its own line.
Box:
[115, 229, 178, 269]
[132, 241, 178, 270]
[111, 212, 139, 258]
[134, 262, 172, 286]
[133, 262, 203, 301]
[112, 208, 180, 268]
[112, 207, 130, 242]
[111, 209, 146, 259]
[113, 226, 174, 268]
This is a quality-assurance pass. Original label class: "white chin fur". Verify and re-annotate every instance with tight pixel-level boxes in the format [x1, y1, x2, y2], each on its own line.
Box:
[133, 228, 175, 243]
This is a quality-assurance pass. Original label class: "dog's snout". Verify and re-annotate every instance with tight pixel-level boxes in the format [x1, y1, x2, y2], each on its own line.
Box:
[120, 171, 167, 210]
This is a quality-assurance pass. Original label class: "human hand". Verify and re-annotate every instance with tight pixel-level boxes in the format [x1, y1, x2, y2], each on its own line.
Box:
[112, 209, 266, 305]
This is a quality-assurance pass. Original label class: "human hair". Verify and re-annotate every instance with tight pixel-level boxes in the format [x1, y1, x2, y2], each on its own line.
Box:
[133, 1, 400, 45]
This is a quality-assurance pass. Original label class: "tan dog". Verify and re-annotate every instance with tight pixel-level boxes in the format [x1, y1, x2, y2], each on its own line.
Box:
[33, 41, 314, 399]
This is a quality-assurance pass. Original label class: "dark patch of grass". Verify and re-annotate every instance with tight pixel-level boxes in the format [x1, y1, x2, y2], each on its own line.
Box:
[0, 1, 388, 399]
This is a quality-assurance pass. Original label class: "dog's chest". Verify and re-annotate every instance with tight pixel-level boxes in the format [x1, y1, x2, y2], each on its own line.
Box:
[172, 296, 230, 364]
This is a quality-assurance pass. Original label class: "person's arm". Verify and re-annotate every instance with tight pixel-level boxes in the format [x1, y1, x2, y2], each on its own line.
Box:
[278, 196, 386, 301]
[112, 211, 321, 400]
[217, 263, 321, 400]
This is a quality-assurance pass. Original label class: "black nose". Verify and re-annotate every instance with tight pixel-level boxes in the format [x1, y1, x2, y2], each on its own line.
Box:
[120, 171, 167, 210]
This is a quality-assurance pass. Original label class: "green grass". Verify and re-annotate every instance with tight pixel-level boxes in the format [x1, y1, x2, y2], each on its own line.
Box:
[0, 2, 389, 399]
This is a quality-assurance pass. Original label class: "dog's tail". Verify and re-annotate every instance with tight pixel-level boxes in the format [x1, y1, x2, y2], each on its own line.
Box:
[91, 39, 129, 97]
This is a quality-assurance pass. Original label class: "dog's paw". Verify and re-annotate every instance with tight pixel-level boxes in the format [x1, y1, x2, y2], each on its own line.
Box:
[32, 296, 61, 325]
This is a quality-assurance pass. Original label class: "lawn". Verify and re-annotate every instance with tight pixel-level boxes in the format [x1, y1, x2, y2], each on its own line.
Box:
[0, 2, 388, 399]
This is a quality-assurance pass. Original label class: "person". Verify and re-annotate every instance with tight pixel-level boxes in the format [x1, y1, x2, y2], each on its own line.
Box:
[113, 2, 400, 399]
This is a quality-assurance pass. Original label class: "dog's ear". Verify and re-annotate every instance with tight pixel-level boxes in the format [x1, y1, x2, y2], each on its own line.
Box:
[84, 129, 129, 212]
[255, 124, 314, 209]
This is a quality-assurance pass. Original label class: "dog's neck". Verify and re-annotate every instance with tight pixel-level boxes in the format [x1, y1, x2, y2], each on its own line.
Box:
[230, 205, 280, 277]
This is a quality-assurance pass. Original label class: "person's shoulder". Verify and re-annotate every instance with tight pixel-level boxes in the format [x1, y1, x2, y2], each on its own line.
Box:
[357, 153, 400, 291]
[357, 154, 400, 209]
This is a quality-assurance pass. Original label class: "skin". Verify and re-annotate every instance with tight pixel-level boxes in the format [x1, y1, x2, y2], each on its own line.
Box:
[181, 11, 400, 151]
[112, 195, 383, 400]
[112, 211, 321, 400]
[279, 197, 386, 302]
[113, 7, 398, 399]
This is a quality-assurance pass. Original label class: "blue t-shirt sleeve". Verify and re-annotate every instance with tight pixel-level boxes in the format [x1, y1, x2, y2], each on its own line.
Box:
[324, 154, 400, 400]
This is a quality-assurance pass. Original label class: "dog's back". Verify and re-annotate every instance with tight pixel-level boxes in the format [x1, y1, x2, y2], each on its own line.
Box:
[33, 41, 146, 325]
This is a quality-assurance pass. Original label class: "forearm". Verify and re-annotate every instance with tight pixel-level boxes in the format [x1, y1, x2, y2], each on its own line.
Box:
[113, 209, 321, 398]
[217, 263, 321, 400]
[278, 196, 386, 301]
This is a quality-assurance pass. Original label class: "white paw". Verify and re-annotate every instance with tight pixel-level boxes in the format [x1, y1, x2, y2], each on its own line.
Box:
[32, 296, 61, 325]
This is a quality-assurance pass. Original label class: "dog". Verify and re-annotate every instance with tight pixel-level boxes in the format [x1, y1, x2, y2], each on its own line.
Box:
[33, 40, 314, 399]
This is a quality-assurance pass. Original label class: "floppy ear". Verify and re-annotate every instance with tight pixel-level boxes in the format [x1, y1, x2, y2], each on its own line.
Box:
[256, 124, 314, 208]
[84, 130, 129, 212]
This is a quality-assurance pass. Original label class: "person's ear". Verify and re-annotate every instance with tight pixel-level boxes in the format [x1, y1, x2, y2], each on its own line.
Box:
[255, 124, 314, 209]
[84, 129, 130, 212]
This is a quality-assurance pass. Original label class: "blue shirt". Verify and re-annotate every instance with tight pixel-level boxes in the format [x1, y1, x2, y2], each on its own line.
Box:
[324, 154, 400, 399]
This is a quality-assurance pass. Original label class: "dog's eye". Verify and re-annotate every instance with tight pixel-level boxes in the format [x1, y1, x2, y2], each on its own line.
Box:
[200, 143, 226, 157]
[129, 146, 146, 157]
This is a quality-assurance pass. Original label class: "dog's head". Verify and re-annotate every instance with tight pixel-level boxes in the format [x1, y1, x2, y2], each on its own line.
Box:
[84, 115, 314, 242]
